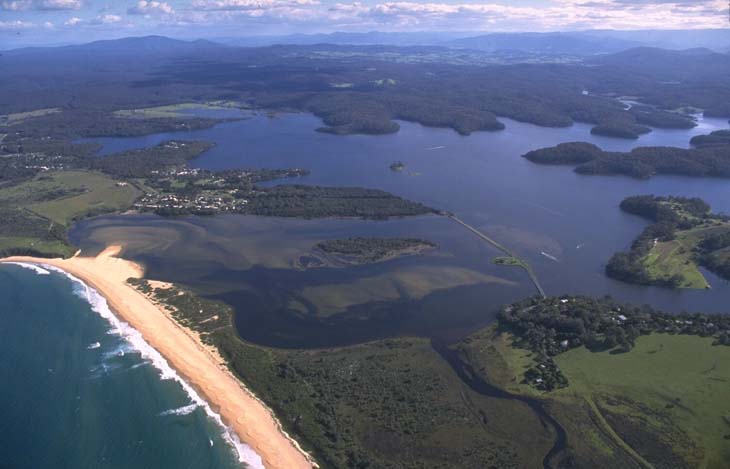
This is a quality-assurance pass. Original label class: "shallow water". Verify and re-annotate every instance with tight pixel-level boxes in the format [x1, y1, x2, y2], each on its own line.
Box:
[72, 112, 730, 348]
[0, 264, 252, 469]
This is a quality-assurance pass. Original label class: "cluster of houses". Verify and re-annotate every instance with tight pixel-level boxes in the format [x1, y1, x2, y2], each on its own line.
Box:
[134, 193, 249, 214]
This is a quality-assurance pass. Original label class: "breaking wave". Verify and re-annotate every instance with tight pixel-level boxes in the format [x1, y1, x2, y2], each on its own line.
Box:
[39, 264, 264, 469]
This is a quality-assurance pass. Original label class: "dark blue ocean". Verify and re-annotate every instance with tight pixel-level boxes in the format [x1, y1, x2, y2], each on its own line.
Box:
[0, 263, 258, 469]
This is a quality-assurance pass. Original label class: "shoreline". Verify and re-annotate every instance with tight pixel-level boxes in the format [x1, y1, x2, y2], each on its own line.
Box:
[1, 247, 314, 469]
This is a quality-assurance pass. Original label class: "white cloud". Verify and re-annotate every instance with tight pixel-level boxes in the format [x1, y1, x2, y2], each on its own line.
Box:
[191, 0, 319, 10]
[64, 16, 82, 25]
[37, 0, 82, 9]
[1, 0, 80, 10]
[1, 0, 32, 10]
[128, 0, 174, 15]
[95, 13, 122, 24]
[0, 19, 33, 29]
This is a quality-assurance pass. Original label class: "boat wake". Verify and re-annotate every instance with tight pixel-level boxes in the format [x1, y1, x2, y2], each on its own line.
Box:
[540, 251, 559, 262]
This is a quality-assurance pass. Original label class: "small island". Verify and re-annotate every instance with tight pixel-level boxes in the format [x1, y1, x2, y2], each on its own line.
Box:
[315, 237, 438, 265]
[606, 195, 730, 288]
[389, 161, 406, 172]
[523, 138, 730, 179]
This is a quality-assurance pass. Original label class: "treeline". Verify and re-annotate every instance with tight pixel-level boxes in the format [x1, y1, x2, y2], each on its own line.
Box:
[523, 140, 730, 179]
[246, 185, 434, 219]
[4, 109, 222, 140]
[4, 43, 730, 139]
[606, 195, 730, 287]
[690, 129, 730, 148]
[316, 237, 437, 264]
[90, 140, 215, 177]
[129, 279, 524, 469]
[499, 295, 730, 391]
[306, 92, 505, 136]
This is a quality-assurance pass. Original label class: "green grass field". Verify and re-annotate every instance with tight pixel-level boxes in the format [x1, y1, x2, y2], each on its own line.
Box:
[0, 171, 141, 257]
[641, 223, 730, 289]
[114, 101, 246, 119]
[460, 329, 730, 468]
[27, 171, 141, 224]
[0, 107, 60, 125]
[0, 236, 76, 258]
[556, 334, 730, 469]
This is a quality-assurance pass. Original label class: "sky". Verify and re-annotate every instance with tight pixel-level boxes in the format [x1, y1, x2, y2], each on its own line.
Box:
[1, 0, 729, 45]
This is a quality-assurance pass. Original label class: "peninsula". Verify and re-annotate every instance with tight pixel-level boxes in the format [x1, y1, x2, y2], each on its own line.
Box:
[0, 247, 315, 469]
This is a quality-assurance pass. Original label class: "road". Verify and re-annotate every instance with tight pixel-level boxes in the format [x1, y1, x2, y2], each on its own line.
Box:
[445, 213, 547, 298]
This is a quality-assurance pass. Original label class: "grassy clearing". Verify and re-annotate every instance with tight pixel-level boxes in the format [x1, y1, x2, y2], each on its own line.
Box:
[0, 171, 140, 224]
[114, 101, 246, 119]
[0, 236, 76, 258]
[556, 334, 730, 469]
[0, 107, 60, 126]
[460, 327, 730, 468]
[641, 223, 730, 289]
[642, 238, 708, 289]
[0, 171, 140, 257]
[26, 171, 141, 224]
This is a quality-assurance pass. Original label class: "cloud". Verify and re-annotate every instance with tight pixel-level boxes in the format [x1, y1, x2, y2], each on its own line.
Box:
[127, 1, 174, 15]
[1, 0, 32, 10]
[1, 0, 81, 10]
[37, 0, 82, 9]
[0, 19, 33, 29]
[94, 13, 122, 24]
[191, 0, 319, 10]
[64, 16, 81, 25]
[321, 0, 728, 31]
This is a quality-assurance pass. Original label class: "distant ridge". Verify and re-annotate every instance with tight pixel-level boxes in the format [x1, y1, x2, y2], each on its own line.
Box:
[3, 35, 226, 55]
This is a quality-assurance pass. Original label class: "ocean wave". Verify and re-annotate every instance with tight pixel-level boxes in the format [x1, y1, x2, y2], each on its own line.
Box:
[4, 262, 50, 275]
[87, 342, 101, 350]
[159, 403, 200, 417]
[40, 264, 265, 469]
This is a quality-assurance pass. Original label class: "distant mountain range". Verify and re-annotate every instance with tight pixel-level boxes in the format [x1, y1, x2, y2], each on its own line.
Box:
[214, 29, 730, 55]
[4, 29, 729, 56]
[4, 29, 728, 57]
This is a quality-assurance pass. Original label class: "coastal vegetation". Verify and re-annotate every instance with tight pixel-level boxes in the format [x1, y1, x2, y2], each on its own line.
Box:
[0, 134, 433, 260]
[130, 277, 730, 469]
[0, 171, 140, 258]
[315, 237, 437, 265]
[606, 195, 730, 288]
[129, 279, 555, 469]
[457, 295, 730, 468]
[523, 140, 730, 179]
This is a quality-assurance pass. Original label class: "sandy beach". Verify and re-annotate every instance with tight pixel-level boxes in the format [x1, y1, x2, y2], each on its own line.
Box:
[2, 246, 314, 469]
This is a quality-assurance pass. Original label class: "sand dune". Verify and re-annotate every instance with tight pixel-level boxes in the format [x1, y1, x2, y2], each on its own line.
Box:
[2, 246, 314, 469]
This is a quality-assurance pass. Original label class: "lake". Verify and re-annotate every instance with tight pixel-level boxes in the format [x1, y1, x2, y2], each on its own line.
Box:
[73, 111, 730, 348]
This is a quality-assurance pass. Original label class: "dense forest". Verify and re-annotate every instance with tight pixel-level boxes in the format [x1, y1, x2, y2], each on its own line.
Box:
[90, 141, 215, 178]
[523, 138, 730, 179]
[2, 40, 729, 139]
[245, 185, 434, 219]
[316, 237, 437, 264]
[129, 279, 544, 469]
[498, 295, 730, 391]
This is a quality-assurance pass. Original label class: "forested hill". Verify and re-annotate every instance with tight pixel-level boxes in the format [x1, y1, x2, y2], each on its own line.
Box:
[523, 139, 730, 179]
[2, 38, 730, 136]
